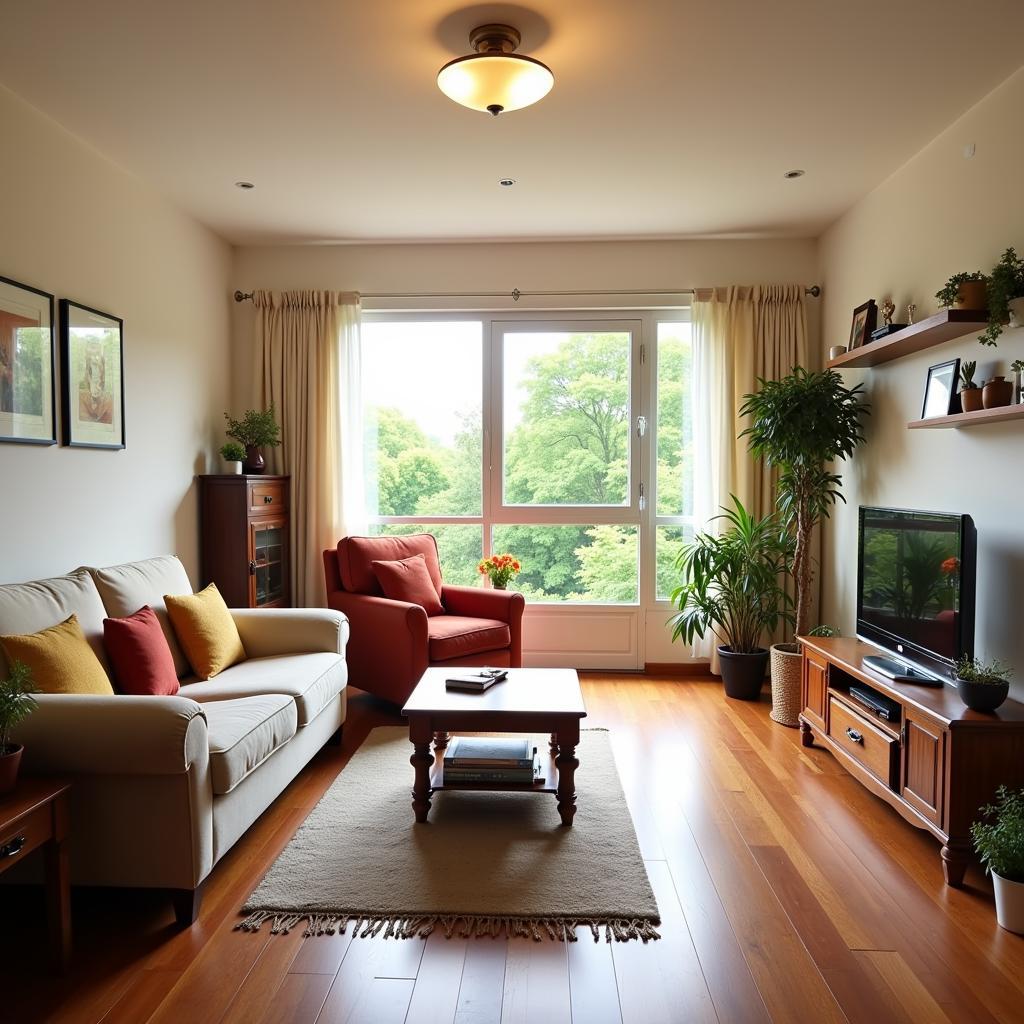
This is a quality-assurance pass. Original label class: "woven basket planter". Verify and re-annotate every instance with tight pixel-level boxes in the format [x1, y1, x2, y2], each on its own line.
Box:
[769, 644, 803, 727]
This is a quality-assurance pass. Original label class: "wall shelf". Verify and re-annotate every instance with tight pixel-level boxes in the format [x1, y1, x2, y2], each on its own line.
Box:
[828, 309, 987, 369]
[908, 403, 1024, 429]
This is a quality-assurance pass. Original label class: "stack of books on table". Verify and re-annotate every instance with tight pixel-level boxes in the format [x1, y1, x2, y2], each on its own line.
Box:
[444, 667, 508, 692]
[442, 737, 541, 784]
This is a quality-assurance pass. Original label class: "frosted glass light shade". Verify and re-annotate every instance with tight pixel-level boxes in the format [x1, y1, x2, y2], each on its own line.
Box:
[437, 54, 554, 114]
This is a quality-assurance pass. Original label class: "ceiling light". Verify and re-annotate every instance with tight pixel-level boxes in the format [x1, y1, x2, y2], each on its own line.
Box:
[234, 180, 255, 189]
[784, 169, 805, 179]
[437, 24, 553, 116]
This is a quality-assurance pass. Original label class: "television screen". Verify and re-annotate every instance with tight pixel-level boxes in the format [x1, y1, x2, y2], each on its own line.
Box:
[857, 507, 975, 670]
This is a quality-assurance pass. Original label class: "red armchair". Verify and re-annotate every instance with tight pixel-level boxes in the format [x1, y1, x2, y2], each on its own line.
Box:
[323, 534, 525, 705]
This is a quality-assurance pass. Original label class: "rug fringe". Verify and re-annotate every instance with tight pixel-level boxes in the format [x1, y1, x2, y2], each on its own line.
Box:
[235, 911, 659, 943]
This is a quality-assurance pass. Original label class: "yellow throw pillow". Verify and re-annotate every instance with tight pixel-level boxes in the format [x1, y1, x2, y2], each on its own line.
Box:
[164, 583, 245, 680]
[1, 614, 114, 695]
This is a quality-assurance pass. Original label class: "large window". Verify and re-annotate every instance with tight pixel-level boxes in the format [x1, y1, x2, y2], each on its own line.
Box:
[361, 312, 691, 606]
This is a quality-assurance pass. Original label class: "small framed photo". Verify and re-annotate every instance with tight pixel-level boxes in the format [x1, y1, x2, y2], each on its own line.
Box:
[0, 275, 56, 445]
[921, 358, 962, 419]
[848, 300, 878, 350]
[60, 299, 125, 449]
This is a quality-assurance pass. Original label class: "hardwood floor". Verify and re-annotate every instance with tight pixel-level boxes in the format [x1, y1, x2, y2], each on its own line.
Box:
[4, 675, 1024, 1023]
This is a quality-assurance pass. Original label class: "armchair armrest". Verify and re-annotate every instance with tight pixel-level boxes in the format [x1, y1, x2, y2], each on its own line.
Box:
[442, 585, 525, 623]
[13, 694, 208, 776]
[231, 607, 349, 658]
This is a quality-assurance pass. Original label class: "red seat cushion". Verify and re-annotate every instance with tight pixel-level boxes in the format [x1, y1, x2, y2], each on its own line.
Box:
[427, 615, 511, 661]
[337, 534, 443, 596]
[371, 554, 445, 616]
[103, 605, 180, 696]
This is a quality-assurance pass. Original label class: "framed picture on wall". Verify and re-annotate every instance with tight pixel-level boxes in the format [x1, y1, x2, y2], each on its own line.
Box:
[0, 275, 56, 445]
[921, 358, 962, 419]
[848, 300, 878, 350]
[60, 299, 125, 449]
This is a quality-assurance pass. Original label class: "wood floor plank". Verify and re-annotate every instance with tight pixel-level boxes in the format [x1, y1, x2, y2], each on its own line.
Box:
[321, 977, 414, 1024]
[856, 951, 952, 1024]
[566, 928, 622, 1024]
[260, 974, 333, 1024]
[219, 929, 307, 1024]
[289, 931, 356, 976]
[98, 969, 181, 1024]
[453, 937, 507, 1024]
[405, 934, 470, 1024]
[500, 937, 571, 1024]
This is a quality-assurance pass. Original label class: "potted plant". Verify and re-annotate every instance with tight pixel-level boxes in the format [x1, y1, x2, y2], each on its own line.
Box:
[219, 441, 245, 474]
[1012, 359, 1024, 404]
[935, 270, 988, 311]
[669, 497, 794, 701]
[979, 247, 1024, 347]
[739, 368, 869, 724]
[0, 661, 38, 794]
[224, 405, 282, 474]
[971, 786, 1024, 933]
[953, 654, 1011, 712]
[477, 553, 521, 590]
[982, 371, 1014, 409]
[959, 360, 983, 413]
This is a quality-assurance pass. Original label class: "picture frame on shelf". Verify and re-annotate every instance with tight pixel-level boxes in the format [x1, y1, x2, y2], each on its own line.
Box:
[0, 275, 57, 446]
[59, 298, 125, 449]
[848, 300, 878, 350]
[921, 358, 962, 420]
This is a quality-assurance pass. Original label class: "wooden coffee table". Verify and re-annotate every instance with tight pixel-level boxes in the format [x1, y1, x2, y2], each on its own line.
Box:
[401, 668, 587, 826]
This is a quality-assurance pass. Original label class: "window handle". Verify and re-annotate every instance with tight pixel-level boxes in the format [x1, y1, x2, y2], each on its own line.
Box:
[636, 415, 647, 439]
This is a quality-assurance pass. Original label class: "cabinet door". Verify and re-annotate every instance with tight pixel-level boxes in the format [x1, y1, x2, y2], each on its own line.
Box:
[802, 650, 828, 731]
[902, 708, 946, 827]
[248, 517, 289, 607]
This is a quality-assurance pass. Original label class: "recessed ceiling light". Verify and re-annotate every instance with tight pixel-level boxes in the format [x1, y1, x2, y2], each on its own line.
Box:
[783, 169, 805, 179]
[234, 180, 255, 189]
[499, 178, 516, 187]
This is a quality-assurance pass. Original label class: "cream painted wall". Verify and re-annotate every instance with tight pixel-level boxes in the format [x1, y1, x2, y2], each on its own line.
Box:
[0, 85, 232, 585]
[819, 67, 1024, 693]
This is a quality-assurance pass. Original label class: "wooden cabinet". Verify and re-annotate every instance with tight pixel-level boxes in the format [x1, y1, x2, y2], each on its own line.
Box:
[799, 636, 1024, 887]
[198, 474, 291, 608]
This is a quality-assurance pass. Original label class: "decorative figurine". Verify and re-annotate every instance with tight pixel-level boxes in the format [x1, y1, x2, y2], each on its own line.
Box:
[881, 298, 895, 326]
[907, 303, 917, 325]
[871, 297, 909, 341]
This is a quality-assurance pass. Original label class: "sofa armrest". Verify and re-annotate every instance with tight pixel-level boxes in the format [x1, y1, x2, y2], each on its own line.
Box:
[442, 585, 525, 623]
[231, 607, 349, 658]
[13, 694, 208, 776]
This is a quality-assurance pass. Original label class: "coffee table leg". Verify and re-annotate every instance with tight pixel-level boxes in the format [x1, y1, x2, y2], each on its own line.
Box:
[549, 732, 558, 755]
[555, 741, 579, 827]
[433, 730, 450, 752]
[410, 742, 433, 823]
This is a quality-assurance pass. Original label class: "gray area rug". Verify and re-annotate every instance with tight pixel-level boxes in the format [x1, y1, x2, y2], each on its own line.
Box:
[239, 726, 659, 942]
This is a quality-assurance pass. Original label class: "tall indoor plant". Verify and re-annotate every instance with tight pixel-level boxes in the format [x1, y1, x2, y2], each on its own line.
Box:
[740, 368, 869, 722]
[224, 405, 282, 474]
[0, 661, 38, 794]
[669, 497, 793, 700]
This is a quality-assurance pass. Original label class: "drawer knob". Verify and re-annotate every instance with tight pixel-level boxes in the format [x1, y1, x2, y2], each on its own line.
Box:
[263, 495, 273, 503]
[845, 727, 864, 744]
[1, 835, 26, 859]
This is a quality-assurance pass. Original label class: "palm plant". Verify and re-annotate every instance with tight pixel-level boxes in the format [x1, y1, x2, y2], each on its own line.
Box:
[0, 661, 37, 753]
[740, 368, 870, 637]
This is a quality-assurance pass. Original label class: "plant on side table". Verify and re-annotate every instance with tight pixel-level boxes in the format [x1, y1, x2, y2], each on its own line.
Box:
[979, 247, 1024, 347]
[740, 368, 869, 725]
[669, 497, 794, 701]
[224, 405, 282, 474]
[219, 441, 246, 475]
[935, 270, 988, 312]
[0, 661, 38, 794]
[953, 654, 1011, 712]
[971, 785, 1024, 934]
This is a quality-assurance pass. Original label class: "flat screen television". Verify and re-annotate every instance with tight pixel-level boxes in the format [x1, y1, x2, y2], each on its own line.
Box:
[857, 506, 975, 680]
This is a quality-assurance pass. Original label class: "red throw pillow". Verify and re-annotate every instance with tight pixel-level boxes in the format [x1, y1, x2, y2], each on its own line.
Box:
[371, 553, 444, 616]
[103, 605, 180, 696]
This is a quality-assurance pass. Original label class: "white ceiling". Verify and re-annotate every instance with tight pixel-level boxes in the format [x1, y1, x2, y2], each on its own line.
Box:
[2, 0, 1022, 245]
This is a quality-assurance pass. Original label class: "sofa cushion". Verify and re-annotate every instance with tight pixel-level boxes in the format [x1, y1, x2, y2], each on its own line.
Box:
[338, 534, 442, 597]
[427, 615, 510, 662]
[203, 694, 296, 795]
[179, 652, 345, 727]
[89, 555, 193, 678]
[372, 553, 444, 615]
[0, 568, 109, 676]
[165, 583, 246, 680]
[103, 606, 180, 696]
[1, 614, 114, 695]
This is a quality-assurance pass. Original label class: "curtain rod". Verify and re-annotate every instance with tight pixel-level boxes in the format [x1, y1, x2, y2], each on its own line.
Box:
[233, 285, 821, 303]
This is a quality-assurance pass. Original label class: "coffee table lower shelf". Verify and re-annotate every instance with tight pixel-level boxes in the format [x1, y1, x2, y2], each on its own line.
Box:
[428, 750, 559, 794]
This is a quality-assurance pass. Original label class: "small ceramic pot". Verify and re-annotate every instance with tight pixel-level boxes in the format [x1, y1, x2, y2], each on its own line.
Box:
[244, 445, 266, 474]
[1007, 296, 1024, 329]
[224, 460, 243, 475]
[960, 386, 984, 413]
[993, 873, 1024, 934]
[982, 376, 1013, 409]
[956, 677, 1009, 712]
[955, 280, 988, 310]
[0, 743, 23, 795]
[829, 345, 847, 361]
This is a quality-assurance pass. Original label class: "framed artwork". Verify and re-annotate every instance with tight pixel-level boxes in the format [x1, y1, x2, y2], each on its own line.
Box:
[0, 275, 56, 445]
[848, 300, 878, 350]
[60, 299, 125, 449]
[921, 358, 962, 419]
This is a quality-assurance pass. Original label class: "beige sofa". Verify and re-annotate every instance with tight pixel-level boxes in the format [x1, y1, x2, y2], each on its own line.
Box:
[0, 555, 348, 924]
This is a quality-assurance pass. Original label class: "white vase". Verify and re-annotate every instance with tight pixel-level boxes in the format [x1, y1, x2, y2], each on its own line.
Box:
[993, 872, 1024, 934]
[1007, 296, 1024, 329]
[225, 460, 243, 475]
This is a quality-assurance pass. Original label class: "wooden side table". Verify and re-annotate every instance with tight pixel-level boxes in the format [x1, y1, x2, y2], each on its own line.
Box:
[0, 778, 71, 970]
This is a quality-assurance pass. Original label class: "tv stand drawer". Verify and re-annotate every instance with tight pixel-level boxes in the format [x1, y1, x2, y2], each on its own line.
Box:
[828, 697, 899, 789]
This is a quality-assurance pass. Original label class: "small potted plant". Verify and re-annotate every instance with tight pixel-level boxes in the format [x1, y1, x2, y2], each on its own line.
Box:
[959, 360, 983, 413]
[1011, 359, 1024, 404]
[669, 497, 793, 701]
[0, 661, 38, 794]
[971, 786, 1024, 933]
[982, 370, 1014, 409]
[936, 271, 988, 311]
[477, 553, 521, 590]
[979, 247, 1024, 347]
[219, 441, 245, 474]
[224, 405, 282, 474]
[953, 654, 1011, 712]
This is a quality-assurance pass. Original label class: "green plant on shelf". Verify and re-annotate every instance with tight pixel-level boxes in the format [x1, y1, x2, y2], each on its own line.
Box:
[224, 405, 282, 449]
[953, 654, 1011, 685]
[1011, 359, 1024, 374]
[219, 441, 245, 463]
[935, 271, 986, 309]
[980, 248, 1024, 347]
[959, 360, 978, 391]
[971, 786, 1024, 882]
[0, 661, 37, 754]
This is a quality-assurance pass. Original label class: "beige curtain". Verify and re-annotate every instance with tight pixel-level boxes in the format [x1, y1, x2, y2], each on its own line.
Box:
[691, 284, 809, 664]
[253, 290, 361, 607]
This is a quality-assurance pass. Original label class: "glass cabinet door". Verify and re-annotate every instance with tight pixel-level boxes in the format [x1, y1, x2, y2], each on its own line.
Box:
[249, 518, 288, 606]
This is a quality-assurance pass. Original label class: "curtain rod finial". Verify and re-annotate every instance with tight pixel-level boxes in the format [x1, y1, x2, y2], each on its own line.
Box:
[807, 285, 821, 298]
[234, 290, 253, 303]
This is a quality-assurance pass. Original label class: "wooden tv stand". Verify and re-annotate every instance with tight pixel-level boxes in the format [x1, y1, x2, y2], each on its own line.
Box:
[799, 636, 1024, 886]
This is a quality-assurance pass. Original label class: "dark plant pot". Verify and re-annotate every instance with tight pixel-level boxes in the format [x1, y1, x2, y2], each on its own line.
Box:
[0, 743, 23, 795]
[718, 645, 769, 701]
[955, 280, 987, 310]
[982, 376, 1013, 409]
[244, 445, 266, 474]
[960, 386, 984, 413]
[956, 678, 1009, 712]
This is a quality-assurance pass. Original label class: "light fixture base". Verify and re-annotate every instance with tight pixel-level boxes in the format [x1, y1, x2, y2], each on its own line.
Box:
[469, 24, 521, 54]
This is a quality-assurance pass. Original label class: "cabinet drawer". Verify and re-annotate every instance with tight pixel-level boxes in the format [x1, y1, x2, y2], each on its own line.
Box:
[0, 803, 51, 872]
[828, 697, 899, 789]
[248, 480, 288, 514]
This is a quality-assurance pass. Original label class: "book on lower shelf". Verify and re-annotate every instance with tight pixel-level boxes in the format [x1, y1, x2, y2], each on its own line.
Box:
[444, 736, 534, 768]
